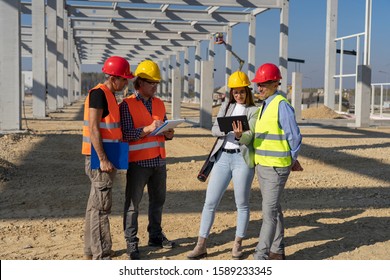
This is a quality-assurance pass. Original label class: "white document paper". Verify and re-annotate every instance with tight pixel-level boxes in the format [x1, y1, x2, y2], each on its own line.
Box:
[149, 119, 185, 136]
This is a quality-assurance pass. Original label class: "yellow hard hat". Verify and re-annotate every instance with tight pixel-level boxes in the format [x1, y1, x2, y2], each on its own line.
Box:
[134, 60, 161, 82]
[228, 71, 250, 88]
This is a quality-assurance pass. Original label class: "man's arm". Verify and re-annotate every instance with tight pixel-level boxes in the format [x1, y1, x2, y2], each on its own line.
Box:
[278, 101, 302, 163]
[89, 108, 114, 172]
[119, 101, 163, 140]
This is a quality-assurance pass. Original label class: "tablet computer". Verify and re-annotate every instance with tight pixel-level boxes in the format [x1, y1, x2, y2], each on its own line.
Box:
[217, 115, 250, 134]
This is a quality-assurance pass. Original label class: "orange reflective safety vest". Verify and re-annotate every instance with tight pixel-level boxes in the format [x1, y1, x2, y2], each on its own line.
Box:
[81, 83, 122, 155]
[123, 95, 166, 162]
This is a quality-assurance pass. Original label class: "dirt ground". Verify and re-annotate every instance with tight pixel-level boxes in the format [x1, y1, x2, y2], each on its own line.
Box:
[0, 96, 389, 260]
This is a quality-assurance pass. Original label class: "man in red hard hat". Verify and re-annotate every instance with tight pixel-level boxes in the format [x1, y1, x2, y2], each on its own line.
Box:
[252, 63, 303, 260]
[82, 56, 134, 260]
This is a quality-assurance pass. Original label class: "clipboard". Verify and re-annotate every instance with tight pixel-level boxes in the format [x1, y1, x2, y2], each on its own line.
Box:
[217, 115, 250, 134]
[91, 142, 129, 170]
[149, 119, 185, 136]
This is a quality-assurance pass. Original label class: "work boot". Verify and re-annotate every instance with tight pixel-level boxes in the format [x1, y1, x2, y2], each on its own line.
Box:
[127, 242, 140, 260]
[187, 237, 207, 260]
[232, 236, 243, 259]
[148, 232, 176, 249]
[269, 252, 286, 260]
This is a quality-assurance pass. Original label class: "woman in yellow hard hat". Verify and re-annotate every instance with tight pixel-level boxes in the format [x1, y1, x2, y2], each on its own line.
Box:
[188, 71, 259, 260]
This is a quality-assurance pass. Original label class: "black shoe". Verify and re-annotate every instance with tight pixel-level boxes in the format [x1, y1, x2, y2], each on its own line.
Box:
[148, 233, 176, 249]
[127, 242, 140, 260]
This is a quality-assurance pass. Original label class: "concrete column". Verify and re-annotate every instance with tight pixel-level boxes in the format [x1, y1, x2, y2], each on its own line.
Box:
[68, 20, 74, 103]
[163, 58, 169, 100]
[46, 0, 57, 111]
[279, 0, 289, 96]
[200, 61, 214, 129]
[73, 49, 81, 98]
[32, 0, 46, 118]
[176, 51, 182, 101]
[157, 61, 162, 97]
[291, 72, 302, 121]
[354, 65, 371, 128]
[63, 9, 69, 105]
[76, 54, 81, 97]
[194, 41, 201, 103]
[0, 0, 22, 131]
[324, 0, 338, 109]
[225, 27, 232, 98]
[183, 47, 190, 102]
[56, 0, 64, 108]
[21, 73, 25, 103]
[208, 34, 215, 62]
[248, 13, 256, 86]
[171, 66, 182, 120]
[167, 56, 173, 102]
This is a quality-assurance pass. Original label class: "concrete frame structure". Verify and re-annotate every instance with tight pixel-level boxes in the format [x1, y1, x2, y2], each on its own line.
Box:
[324, 0, 372, 128]
[2, 0, 289, 131]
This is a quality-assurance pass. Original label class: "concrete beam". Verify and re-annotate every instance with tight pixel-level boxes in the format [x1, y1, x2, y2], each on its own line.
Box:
[68, 5, 260, 23]
[72, 19, 229, 34]
[76, 0, 281, 8]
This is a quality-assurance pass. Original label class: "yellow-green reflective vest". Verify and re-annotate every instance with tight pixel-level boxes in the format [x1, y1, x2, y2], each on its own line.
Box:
[254, 94, 292, 167]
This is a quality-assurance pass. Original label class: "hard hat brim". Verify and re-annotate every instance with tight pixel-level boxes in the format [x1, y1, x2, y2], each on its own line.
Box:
[122, 73, 135, 79]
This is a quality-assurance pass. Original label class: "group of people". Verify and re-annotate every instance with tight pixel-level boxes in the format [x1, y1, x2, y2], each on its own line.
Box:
[81, 55, 302, 261]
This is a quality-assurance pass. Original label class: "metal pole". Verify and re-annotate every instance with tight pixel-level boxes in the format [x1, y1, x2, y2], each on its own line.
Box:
[339, 39, 344, 112]
[364, 0, 372, 65]
[380, 85, 383, 117]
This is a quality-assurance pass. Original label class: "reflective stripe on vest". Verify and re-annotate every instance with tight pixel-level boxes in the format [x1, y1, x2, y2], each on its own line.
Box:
[128, 141, 165, 151]
[82, 136, 120, 144]
[255, 149, 291, 157]
[81, 83, 122, 155]
[124, 95, 166, 162]
[83, 120, 120, 129]
[255, 133, 287, 141]
[254, 94, 291, 167]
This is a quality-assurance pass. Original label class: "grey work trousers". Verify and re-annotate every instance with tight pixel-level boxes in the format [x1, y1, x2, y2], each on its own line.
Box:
[253, 165, 290, 260]
[123, 162, 167, 244]
[84, 156, 116, 260]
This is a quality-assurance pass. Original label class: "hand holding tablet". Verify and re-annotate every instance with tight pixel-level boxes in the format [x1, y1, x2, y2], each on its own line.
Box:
[217, 115, 250, 134]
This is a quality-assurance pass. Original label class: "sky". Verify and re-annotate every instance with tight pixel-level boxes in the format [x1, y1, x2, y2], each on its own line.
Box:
[22, 0, 390, 89]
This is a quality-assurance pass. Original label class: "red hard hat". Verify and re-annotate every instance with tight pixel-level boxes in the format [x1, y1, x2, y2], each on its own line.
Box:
[251, 63, 282, 83]
[102, 56, 134, 79]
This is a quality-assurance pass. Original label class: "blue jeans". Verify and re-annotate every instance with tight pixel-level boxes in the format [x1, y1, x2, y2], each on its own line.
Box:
[199, 150, 254, 238]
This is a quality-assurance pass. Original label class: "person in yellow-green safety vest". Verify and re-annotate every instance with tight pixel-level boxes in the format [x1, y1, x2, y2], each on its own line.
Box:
[251, 63, 303, 260]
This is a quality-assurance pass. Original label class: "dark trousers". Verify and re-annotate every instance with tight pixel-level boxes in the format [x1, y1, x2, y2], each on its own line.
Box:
[123, 162, 167, 243]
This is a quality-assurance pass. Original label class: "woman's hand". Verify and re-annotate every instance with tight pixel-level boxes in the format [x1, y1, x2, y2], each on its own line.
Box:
[232, 120, 243, 139]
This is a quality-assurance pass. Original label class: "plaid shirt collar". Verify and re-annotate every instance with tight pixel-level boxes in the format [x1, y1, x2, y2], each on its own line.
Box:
[135, 91, 154, 102]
